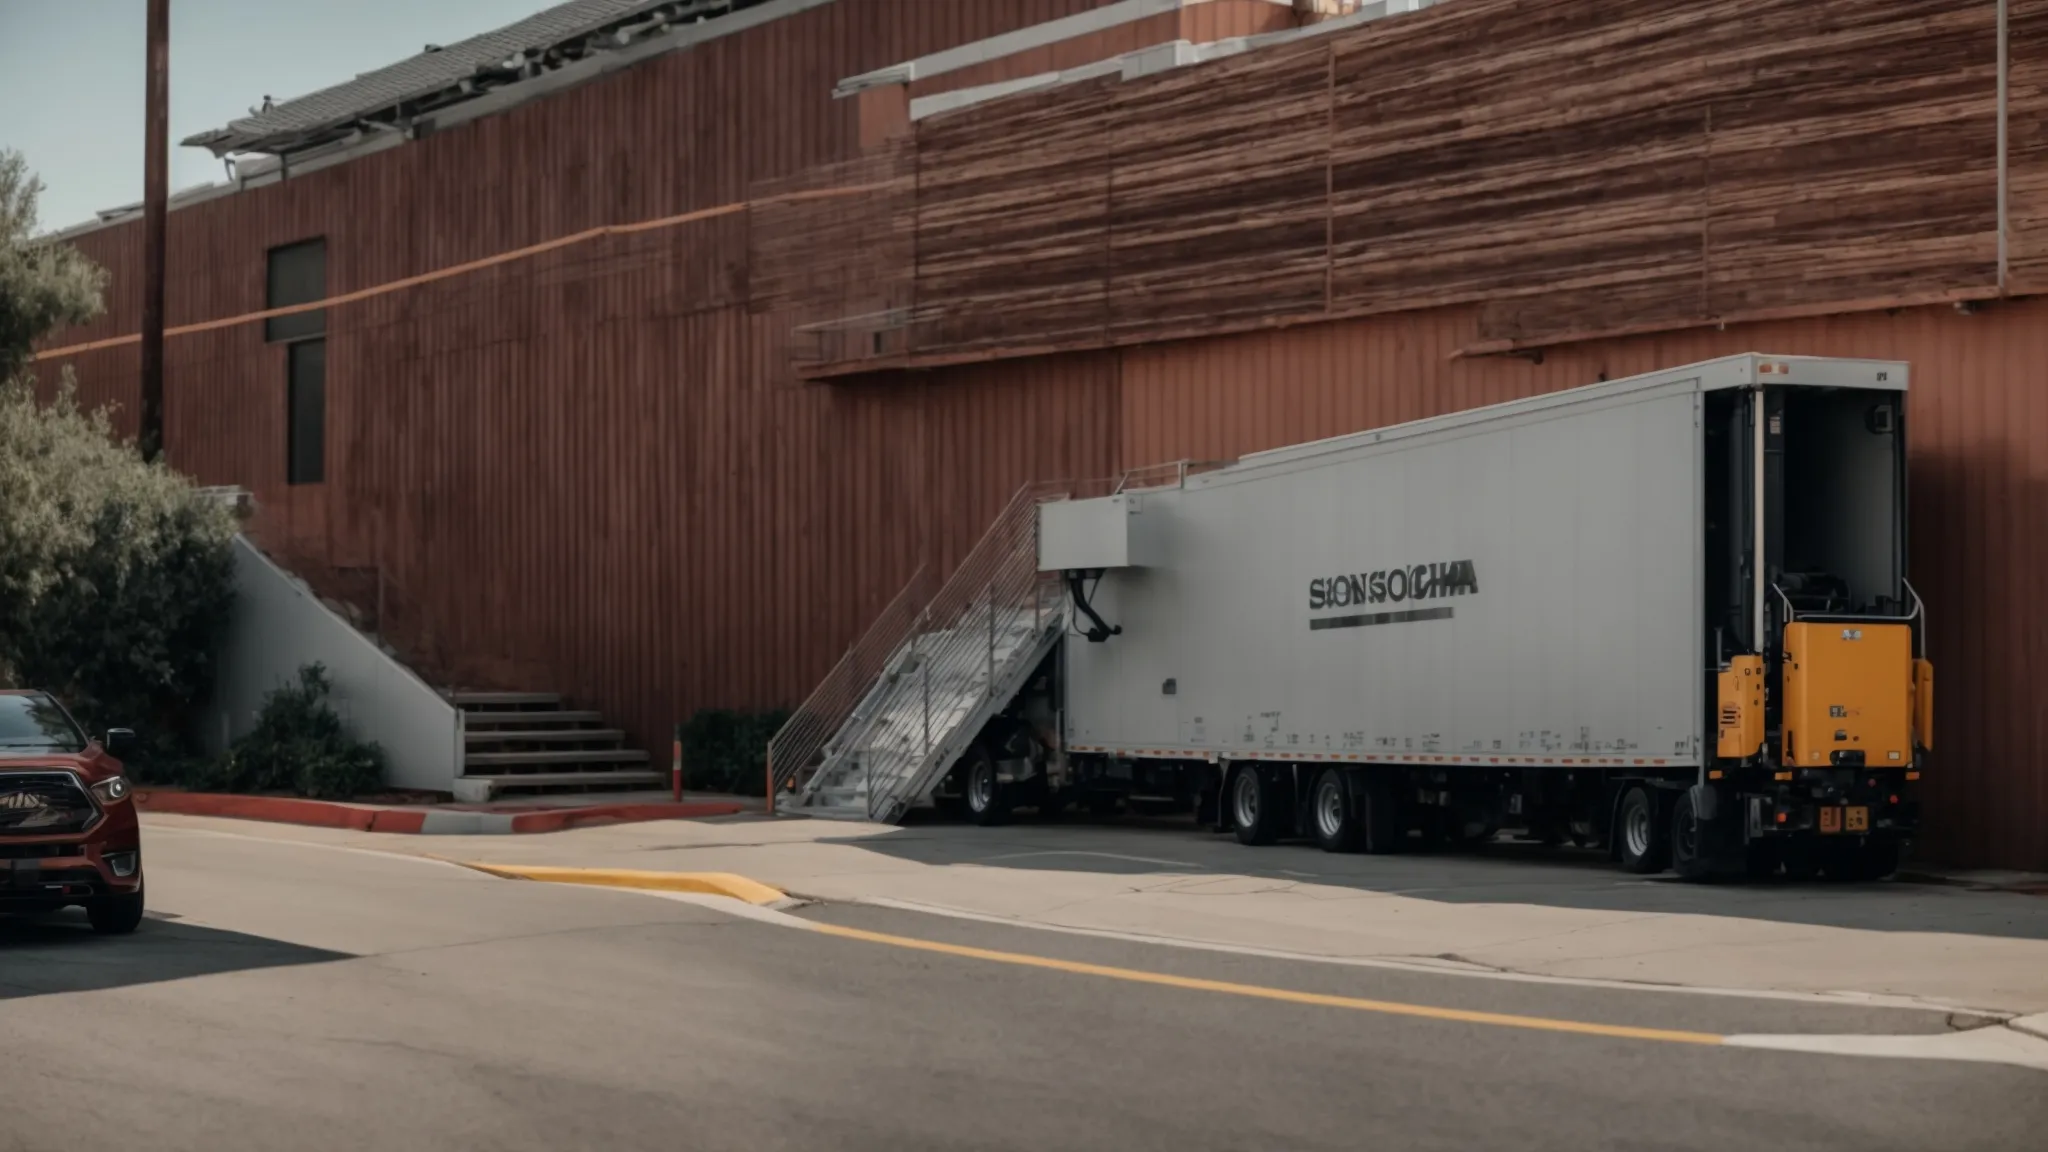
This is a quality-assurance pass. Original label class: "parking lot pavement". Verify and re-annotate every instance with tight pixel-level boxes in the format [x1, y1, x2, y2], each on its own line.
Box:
[5, 826, 2046, 1152]
[138, 811, 2048, 1015]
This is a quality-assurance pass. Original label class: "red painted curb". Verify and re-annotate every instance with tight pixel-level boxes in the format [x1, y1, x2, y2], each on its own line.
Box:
[135, 791, 426, 832]
[506, 802, 744, 833]
[133, 791, 740, 834]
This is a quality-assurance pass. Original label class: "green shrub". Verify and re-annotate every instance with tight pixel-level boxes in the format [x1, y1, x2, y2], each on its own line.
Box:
[205, 664, 385, 800]
[679, 708, 789, 797]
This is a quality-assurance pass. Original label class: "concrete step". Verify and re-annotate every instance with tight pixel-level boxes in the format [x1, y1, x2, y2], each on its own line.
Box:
[458, 770, 667, 796]
[464, 749, 651, 768]
[448, 691, 563, 709]
[464, 728, 625, 746]
[462, 710, 603, 728]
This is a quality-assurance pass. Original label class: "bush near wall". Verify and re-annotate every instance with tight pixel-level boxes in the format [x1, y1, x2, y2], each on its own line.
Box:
[678, 708, 789, 797]
[185, 664, 385, 800]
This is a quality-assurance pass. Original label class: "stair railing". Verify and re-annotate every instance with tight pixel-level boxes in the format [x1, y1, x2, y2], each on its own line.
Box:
[767, 564, 934, 811]
[768, 474, 1138, 817]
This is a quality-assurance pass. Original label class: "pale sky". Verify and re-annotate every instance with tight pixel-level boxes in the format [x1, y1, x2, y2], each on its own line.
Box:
[0, 0, 558, 233]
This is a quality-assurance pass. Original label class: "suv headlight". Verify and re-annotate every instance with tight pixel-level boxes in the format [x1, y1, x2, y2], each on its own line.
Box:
[91, 775, 131, 804]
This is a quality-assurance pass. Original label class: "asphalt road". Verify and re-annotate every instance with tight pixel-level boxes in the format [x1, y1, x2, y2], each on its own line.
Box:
[0, 824, 2043, 1152]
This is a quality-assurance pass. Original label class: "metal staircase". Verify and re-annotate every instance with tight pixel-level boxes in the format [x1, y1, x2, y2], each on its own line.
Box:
[769, 482, 1075, 823]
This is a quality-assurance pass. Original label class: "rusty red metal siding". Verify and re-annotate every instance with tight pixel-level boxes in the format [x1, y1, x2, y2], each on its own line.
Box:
[1115, 299, 2048, 870]
[36, 0, 1127, 748]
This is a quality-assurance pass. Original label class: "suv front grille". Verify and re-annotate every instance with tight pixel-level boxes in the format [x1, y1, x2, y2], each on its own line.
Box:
[0, 842, 82, 859]
[0, 773, 98, 836]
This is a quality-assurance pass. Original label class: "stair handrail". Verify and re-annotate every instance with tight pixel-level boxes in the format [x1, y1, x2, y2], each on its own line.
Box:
[857, 481, 1070, 820]
[768, 475, 1122, 817]
[767, 563, 934, 806]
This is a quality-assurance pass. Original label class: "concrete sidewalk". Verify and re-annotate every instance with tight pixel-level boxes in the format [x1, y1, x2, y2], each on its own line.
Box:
[142, 811, 2048, 1016]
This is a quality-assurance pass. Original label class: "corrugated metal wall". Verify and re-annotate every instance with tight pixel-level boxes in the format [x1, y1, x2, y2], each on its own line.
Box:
[36, 0, 1126, 744]
[1118, 299, 2048, 870]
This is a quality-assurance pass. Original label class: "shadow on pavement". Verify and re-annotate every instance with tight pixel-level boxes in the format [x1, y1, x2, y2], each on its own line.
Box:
[0, 910, 346, 1000]
[825, 811, 2048, 941]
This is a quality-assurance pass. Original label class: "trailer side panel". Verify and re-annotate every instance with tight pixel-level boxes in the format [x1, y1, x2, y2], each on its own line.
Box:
[1065, 381, 1705, 769]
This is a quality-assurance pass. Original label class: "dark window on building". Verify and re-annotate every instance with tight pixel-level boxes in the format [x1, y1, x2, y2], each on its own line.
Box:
[266, 238, 326, 343]
[287, 340, 325, 485]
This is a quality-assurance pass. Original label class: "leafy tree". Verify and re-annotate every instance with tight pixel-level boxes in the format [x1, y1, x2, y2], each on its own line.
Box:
[0, 150, 236, 762]
[0, 150, 105, 380]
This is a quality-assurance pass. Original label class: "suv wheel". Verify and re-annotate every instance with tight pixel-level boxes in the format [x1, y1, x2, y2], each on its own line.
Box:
[87, 884, 145, 936]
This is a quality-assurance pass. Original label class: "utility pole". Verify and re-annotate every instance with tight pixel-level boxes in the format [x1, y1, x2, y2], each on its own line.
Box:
[139, 0, 169, 463]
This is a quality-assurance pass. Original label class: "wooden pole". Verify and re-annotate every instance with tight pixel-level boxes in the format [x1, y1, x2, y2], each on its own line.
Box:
[138, 0, 169, 462]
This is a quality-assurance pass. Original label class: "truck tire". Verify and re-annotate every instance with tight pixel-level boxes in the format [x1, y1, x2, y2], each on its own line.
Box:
[1617, 786, 1669, 874]
[1229, 765, 1286, 846]
[87, 884, 145, 936]
[1670, 790, 1716, 882]
[963, 745, 1012, 827]
[1310, 768, 1361, 853]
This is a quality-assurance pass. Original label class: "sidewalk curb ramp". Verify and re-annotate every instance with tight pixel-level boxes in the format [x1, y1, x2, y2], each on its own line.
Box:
[458, 864, 788, 906]
[134, 791, 744, 834]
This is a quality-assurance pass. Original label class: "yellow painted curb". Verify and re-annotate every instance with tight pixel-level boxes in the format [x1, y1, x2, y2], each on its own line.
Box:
[463, 863, 787, 906]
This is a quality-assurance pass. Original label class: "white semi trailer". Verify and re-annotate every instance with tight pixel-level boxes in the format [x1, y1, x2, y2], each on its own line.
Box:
[937, 355, 1932, 880]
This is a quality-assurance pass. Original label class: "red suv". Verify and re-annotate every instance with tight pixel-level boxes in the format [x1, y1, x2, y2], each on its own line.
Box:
[0, 690, 144, 934]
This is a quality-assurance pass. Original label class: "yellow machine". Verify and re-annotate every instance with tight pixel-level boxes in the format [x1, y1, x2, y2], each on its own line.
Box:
[1780, 622, 1914, 769]
[1912, 658, 1934, 750]
[1716, 655, 1765, 760]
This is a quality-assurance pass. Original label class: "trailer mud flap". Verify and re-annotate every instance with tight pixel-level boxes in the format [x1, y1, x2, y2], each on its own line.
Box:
[1687, 782, 1719, 822]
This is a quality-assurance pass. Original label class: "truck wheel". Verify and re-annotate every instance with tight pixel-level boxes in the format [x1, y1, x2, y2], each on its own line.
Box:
[1617, 786, 1669, 874]
[87, 884, 145, 936]
[1670, 791, 1715, 882]
[1230, 766, 1285, 846]
[1310, 768, 1361, 853]
[964, 745, 1011, 827]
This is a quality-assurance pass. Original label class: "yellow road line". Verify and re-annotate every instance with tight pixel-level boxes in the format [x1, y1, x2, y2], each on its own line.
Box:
[465, 863, 1723, 1045]
[460, 863, 787, 906]
[805, 920, 1728, 1047]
